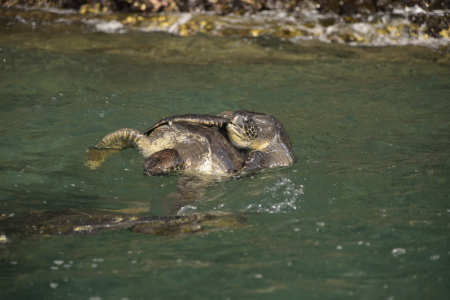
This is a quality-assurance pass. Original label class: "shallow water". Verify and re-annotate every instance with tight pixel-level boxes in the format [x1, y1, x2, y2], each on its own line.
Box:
[1, 10, 450, 300]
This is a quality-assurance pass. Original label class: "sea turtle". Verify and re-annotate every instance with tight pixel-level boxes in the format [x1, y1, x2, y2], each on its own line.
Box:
[143, 111, 296, 170]
[0, 209, 246, 239]
[85, 123, 244, 176]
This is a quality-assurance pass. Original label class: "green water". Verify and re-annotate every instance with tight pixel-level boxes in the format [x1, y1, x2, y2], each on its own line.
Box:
[1, 20, 450, 300]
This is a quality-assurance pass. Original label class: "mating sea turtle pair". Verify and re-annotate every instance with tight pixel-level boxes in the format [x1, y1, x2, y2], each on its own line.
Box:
[143, 111, 296, 170]
[86, 111, 296, 175]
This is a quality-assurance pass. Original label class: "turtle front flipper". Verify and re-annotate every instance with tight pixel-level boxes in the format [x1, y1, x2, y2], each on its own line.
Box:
[242, 151, 270, 170]
[85, 128, 151, 170]
[244, 148, 292, 170]
[95, 128, 150, 152]
[143, 149, 185, 176]
[143, 114, 229, 136]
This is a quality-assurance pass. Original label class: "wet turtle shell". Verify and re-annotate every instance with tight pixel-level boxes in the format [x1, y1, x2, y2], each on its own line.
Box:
[143, 111, 296, 169]
[85, 123, 244, 176]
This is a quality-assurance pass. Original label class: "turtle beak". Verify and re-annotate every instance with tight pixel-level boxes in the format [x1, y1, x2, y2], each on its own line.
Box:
[227, 123, 245, 139]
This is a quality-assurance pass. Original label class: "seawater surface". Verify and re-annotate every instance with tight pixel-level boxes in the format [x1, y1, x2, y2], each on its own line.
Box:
[1, 11, 450, 300]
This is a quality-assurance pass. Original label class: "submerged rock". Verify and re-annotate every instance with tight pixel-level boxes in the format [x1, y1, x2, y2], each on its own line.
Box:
[0, 209, 246, 239]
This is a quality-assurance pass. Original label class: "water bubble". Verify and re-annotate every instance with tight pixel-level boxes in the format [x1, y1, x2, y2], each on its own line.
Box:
[365, 242, 371, 246]
[131, 260, 137, 264]
[91, 264, 98, 268]
[391, 248, 406, 256]
[50, 266, 59, 270]
[54, 260, 64, 265]
[336, 245, 343, 250]
[11, 261, 18, 265]
[176, 258, 182, 263]
[0, 235, 10, 244]
[9, 213, 14, 217]
[49, 282, 58, 289]
[254, 274, 263, 278]
[89, 297, 101, 300]
[430, 255, 440, 261]
[357, 241, 364, 245]
[316, 222, 325, 227]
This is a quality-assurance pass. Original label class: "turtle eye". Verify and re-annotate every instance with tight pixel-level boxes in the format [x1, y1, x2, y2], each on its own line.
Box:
[243, 116, 249, 123]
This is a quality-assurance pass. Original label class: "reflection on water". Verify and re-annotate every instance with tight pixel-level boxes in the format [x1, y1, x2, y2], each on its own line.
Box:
[1, 10, 450, 300]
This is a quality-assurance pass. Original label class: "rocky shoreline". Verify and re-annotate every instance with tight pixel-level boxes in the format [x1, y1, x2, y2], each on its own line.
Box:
[1, 0, 449, 44]
[1, 0, 450, 15]
[2, 0, 449, 15]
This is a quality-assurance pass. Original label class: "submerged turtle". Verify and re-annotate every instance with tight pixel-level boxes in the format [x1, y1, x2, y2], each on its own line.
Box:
[143, 111, 296, 169]
[85, 123, 244, 176]
[0, 209, 246, 239]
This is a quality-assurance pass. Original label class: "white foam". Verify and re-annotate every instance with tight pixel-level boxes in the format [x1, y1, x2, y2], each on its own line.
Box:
[168, 13, 192, 34]
[393, 5, 426, 15]
[41, 8, 78, 15]
[95, 20, 124, 33]
[84, 19, 125, 33]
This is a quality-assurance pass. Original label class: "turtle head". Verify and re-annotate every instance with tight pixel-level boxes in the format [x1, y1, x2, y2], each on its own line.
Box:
[226, 112, 258, 149]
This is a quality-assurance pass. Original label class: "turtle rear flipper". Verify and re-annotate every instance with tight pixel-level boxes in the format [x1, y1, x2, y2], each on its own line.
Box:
[143, 149, 185, 176]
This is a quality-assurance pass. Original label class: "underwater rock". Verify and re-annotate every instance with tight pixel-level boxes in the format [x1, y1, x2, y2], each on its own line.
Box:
[0, 209, 246, 239]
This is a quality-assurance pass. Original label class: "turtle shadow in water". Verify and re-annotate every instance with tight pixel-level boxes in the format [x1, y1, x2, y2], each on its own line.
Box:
[0, 208, 247, 242]
[84, 147, 235, 214]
